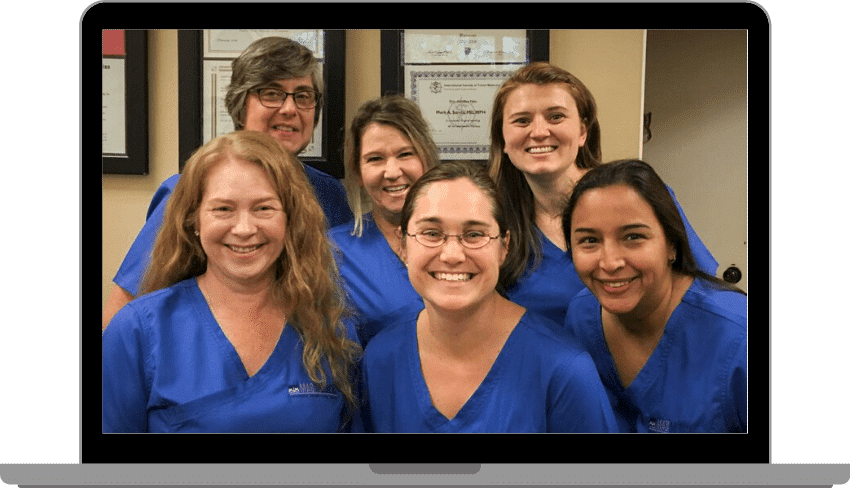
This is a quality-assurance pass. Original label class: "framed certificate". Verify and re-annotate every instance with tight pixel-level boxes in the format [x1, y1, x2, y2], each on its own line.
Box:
[102, 30, 148, 175]
[178, 30, 345, 178]
[381, 30, 548, 160]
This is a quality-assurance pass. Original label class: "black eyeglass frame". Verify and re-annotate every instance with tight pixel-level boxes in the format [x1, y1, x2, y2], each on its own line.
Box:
[254, 87, 322, 110]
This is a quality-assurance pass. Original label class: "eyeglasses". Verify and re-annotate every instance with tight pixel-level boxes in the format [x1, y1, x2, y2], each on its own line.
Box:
[406, 230, 500, 249]
[255, 87, 321, 110]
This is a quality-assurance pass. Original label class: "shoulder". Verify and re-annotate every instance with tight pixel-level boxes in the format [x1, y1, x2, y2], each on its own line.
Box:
[363, 316, 416, 359]
[565, 288, 598, 321]
[329, 215, 379, 248]
[328, 219, 357, 241]
[514, 310, 587, 360]
[303, 163, 344, 189]
[162, 173, 181, 190]
[112, 279, 199, 329]
[680, 278, 747, 329]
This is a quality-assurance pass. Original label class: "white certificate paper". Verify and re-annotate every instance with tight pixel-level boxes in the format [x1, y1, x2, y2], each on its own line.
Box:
[406, 65, 521, 159]
[404, 30, 526, 64]
[202, 59, 322, 158]
[102, 58, 126, 156]
[204, 30, 323, 59]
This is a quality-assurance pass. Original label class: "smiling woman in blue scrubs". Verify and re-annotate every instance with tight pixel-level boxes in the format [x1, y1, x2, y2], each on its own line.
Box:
[102, 37, 352, 330]
[102, 131, 361, 433]
[358, 161, 617, 433]
[487, 62, 718, 327]
[563, 159, 747, 433]
[328, 95, 442, 347]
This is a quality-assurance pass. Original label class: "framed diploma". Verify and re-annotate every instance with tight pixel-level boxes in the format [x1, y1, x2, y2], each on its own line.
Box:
[405, 65, 519, 159]
[178, 30, 345, 178]
[382, 30, 549, 161]
[102, 30, 148, 174]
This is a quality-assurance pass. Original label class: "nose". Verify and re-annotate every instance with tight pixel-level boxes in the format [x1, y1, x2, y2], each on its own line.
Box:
[529, 116, 550, 138]
[277, 93, 299, 114]
[599, 242, 625, 273]
[384, 157, 403, 180]
[439, 236, 467, 264]
[231, 211, 258, 236]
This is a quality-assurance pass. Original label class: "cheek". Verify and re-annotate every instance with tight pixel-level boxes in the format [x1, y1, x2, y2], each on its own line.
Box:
[571, 252, 595, 281]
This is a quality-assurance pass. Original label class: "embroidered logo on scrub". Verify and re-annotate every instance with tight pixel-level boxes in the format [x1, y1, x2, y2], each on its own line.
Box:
[647, 418, 672, 433]
[288, 382, 336, 397]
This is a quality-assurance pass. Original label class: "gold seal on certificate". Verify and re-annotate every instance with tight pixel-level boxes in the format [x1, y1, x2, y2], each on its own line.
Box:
[406, 64, 521, 159]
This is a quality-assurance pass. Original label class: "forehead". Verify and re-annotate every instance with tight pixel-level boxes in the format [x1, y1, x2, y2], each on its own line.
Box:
[262, 76, 315, 90]
[361, 123, 411, 150]
[505, 82, 578, 111]
[411, 178, 497, 224]
[572, 184, 658, 226]
[202, 156, 277, 197]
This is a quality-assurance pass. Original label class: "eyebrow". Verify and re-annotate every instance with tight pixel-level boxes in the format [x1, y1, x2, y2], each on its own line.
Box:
[413, 216, 493, 227]
[573, 223, 651, 233]
[204, 195, 280, 205]
[361, 145, 415, 158]
[263, 82, 314, 91]
[508, 105, 570, 117]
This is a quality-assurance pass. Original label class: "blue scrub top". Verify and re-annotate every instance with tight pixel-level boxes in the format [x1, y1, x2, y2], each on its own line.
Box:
[113, 164, 352, 297]
[358, 309, 618, 433]
[505, 184, 719, 326]
[329, 214, 423, 347]
[102, 277, 357, 433]
[564, 278, 747, 433]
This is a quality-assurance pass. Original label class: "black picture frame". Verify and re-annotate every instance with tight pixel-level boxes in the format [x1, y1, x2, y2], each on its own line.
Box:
[178, 30, 346, 178]
[102, 30, 149, 175]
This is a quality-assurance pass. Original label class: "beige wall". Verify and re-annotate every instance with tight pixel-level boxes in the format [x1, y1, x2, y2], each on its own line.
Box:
[102, 29, 647, 310]
[643, 30, 748, 292]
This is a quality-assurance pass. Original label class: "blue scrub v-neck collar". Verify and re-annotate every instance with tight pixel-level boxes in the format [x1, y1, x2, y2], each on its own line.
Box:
[595, 280, 696, 395]
[408, 311, 524, 428]
[190, 277, 290, 380]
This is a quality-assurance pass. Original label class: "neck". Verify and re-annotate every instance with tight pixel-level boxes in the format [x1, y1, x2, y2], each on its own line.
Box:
[371, 210, 403, 254]
[197, 272, 280, 315]
[606, 273, 693, 338]
[419, 293, 519, 358]
[525, 165, 588, 250]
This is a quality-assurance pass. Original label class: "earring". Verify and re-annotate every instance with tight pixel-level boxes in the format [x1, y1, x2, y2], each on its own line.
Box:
[194, 230, 200, 236]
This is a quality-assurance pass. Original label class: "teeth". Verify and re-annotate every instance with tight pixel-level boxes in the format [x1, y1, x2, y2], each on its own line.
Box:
[228, 245, 260, 253]
[604, 279, 633, 288]
[433, 272, 473, 282]
[527, 146, 556, 154]
[384, 185, 408, 193]
[273, 126, 296, 132]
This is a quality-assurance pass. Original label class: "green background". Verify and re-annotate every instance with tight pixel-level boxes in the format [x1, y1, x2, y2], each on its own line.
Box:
[0, 0, 850, 480]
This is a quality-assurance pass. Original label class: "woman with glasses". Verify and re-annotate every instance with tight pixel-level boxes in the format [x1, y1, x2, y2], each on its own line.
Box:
[103, 37, 352, 330]
[328, 95, 441, 346]
[356, 161, 616, 433]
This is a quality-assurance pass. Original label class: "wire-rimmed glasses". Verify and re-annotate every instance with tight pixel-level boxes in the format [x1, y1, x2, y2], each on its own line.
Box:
[406, 230, 500, 249]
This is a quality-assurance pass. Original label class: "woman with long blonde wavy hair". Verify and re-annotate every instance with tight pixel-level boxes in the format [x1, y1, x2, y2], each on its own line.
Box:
[102, 130, 361, 433]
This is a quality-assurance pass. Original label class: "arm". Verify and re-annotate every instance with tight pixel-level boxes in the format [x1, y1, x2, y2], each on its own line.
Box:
[102, 284, 135, 331]
[102, 305, 150, 433]
[106, 175, 178, 330]
[548, 351, 619, 433]
[729, 335, 748, 432]
[666, 185, 719, 275]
